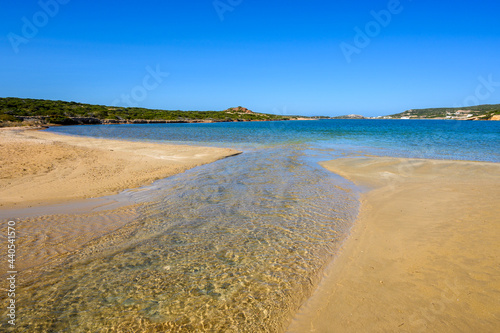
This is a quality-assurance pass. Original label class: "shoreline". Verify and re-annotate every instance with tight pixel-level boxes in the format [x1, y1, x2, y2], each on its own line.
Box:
[0, 116, 317, 130]
[288, 157, 500, 332]
[2, 117, 498, 130]
[0, 128, 241, 276]
[0, 128, 241, 209]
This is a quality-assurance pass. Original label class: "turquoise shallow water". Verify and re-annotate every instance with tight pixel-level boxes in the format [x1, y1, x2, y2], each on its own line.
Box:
[2, 120, 498, 332]
[47, 119, 500, 161]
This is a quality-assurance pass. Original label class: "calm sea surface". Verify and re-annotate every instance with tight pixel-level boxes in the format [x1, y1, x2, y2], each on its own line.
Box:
[5, 120, 499, 332]
[46, 119, 500, 161]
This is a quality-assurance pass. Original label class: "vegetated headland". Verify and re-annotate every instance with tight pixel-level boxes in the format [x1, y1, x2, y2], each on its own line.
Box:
[0, 97, 308, 127]
[387, 104, 500, 120]
[333, 104, 500, 120]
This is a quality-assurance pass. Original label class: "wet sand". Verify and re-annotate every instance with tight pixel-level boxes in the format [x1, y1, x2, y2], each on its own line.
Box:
[288, 157, 500, 332]
[0, 128, 240, 209]
[0, 128, 241, 279]
[1, 205, 141, 274]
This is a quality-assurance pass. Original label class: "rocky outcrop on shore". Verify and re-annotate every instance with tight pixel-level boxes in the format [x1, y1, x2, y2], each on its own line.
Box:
[225, 106, 254, 114]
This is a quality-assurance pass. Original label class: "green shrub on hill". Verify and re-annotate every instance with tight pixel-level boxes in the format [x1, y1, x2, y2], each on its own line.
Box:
[0, 97, 290, 124]
[0, 114, 21, 122]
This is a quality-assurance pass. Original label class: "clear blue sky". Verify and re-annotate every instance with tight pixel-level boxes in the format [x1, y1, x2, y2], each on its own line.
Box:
[1, 0, 499, 116]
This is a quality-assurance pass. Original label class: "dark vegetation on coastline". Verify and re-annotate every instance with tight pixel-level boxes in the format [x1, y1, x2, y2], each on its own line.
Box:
[0, 97, 293, 127]
[2, 97, 499, 127]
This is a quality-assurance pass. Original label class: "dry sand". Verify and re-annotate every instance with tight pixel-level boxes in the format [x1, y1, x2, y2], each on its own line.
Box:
[0, 128, 240, 209]
[288, 157, 500, 332]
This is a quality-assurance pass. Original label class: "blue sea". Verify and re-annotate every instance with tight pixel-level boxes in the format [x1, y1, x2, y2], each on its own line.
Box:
[47, 119, 500, 161]
[7, 120, 500, 332]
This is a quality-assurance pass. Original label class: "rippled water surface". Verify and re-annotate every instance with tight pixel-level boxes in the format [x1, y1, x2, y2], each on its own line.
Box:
[5, 146, 358, 332]
[2, 120, 498, 332]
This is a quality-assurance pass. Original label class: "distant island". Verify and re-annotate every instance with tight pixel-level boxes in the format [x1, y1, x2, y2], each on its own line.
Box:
[331, 114, 366, 119]
[0, 98, 306, 127]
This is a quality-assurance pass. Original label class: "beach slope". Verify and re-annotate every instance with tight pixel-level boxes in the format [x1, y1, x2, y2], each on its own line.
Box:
[289, 157, 500, 332]
[0, 128, 241, 209]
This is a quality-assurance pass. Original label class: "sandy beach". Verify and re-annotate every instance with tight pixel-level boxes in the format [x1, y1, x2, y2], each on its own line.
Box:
[2, 127, 499, 331]
[288, 157, 500, 332]
[0, 128, 241, 275]
[0, 128, 241, 209]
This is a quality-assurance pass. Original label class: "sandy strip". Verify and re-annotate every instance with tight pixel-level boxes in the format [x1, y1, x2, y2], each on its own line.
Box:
[288, 157, 500, 332]
[0, 128, 241, 209]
